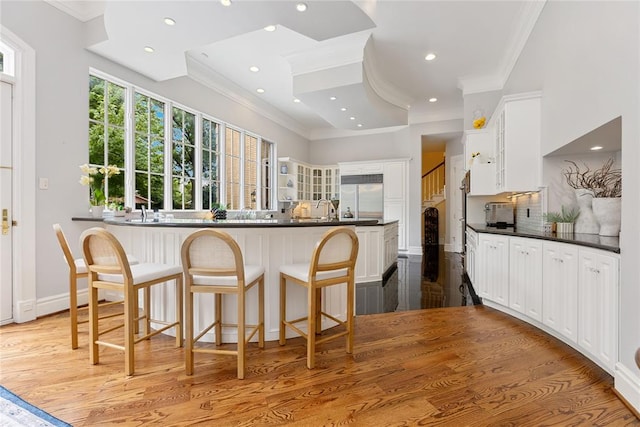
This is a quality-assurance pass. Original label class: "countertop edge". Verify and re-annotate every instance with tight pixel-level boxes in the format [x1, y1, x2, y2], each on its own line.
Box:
[72, 217, 398, 228]
[467, 223, 620, 254]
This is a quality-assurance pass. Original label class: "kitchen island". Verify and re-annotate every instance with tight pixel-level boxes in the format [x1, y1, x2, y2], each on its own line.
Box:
[98, 217, 398, 343]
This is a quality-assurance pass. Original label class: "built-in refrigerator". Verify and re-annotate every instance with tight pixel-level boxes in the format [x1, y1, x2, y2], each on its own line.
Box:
[340, 174, 384, 220]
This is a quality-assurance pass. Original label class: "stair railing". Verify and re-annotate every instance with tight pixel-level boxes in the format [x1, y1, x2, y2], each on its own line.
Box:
[422, 161, 445, 203]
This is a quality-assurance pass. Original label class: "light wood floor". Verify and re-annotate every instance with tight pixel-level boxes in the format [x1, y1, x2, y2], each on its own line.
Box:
[1, 304, 638, 426]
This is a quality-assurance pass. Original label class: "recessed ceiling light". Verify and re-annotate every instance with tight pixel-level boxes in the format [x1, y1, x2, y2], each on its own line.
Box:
[220, 0, 232, 6]
[590, 145, 603, 151]
[164, 17, 176, 26]
[330, 96, 337, 101]
[256, 88, 265, 94]
[425, 53, 436, 61]
[349, 117, 356, 121]
[249, 66, 260, 73]
[429, 97, 438, 103]
[264, 25, 277, 32]
[296, 3, 307, 12]
[340, 107, 347, 112]
[357, 124, 363, 128]
[144, 46, 154, 53]
[293, 98, 301, 103]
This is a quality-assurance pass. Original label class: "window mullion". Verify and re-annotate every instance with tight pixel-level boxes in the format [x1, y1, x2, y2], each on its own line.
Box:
[219, 123, 226, 207]
[124, 85, 135, 208]
[194, 113, 202, 210]
[164, 101, 172, 210]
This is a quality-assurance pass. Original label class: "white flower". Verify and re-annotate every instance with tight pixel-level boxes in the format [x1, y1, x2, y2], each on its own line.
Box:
[79, 175, 93, 186]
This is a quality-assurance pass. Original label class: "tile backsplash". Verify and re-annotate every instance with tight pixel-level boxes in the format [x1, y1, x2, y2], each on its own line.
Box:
[515, 192, 543, 231]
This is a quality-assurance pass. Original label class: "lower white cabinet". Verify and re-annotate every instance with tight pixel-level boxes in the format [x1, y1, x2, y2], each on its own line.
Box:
[477, 233, 509, 305]
[508, 237, 542, 321]
[577, 248, 619, 372]
[465, 227, 478, 284]
[475, 231, 619, 374]
[542, 241, 578, 343]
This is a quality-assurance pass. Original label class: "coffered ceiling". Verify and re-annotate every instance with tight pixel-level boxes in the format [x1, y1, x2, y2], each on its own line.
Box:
[45, 0, 545, 140]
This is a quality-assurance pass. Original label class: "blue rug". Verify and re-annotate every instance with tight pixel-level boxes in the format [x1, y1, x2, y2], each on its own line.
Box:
[0, 386, 71, 426]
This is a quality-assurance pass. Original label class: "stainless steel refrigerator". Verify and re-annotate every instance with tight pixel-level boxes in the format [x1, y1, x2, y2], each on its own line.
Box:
[340, 174, 384, 220]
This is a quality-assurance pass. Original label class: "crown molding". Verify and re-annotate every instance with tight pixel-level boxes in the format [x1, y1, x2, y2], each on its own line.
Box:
[43, 0, 105, 22]
[457, 0, 547, 96]
[186, 54, 311, 140]
[308, 124, 408, 141]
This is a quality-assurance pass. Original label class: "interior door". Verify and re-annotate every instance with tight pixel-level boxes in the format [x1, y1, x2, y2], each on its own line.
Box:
[0, 80, 13, 323]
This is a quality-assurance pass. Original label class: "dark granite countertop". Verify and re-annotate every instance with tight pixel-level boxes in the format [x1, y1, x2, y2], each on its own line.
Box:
[73, 217, 397, 228]
[467, 223, 620, 254]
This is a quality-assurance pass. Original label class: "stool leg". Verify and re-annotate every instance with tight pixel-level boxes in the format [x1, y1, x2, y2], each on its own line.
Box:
[237, 287, 246, 380]
[124, 286, 136, 376]
[215, 293, 222, 346]
[175, 276, 183, 347]
[279, 274, 286, 345]
[185, 286, 194, 375]
[88, 277, 100, 366]
[143, 287, 151, 338]
[258, 276, 265, 349]
[346, 278, 355, 354]
[307, 284, 316, 369]
[69, 272, 79, 349]
[315, 288, 322, 334]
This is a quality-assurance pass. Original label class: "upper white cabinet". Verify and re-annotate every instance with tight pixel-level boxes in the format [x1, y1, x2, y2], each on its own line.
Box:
[278, 158, 337, 202]
[508, 237, 542, 321]
[339, 161, 384, 176]
[577, 247, 619, 372]
[464, 130, 496, 195]
[490, 92, 541, 193]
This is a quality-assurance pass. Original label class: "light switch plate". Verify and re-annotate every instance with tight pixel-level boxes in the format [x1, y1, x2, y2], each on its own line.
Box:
[39, 177, 49, 190]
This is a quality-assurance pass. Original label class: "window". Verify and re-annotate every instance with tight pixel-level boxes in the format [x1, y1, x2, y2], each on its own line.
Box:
[260, 140, 273, 210]
[88, 75, 125, 206]
[244, 134, 258, 210]
[88, 71, 275, 211]
[172, 107, 196, 210]
[225, 127, 242, 210]
[134, 92, 165, 210]
[0, 41, 15, 76]
[202, 118, 220, 210]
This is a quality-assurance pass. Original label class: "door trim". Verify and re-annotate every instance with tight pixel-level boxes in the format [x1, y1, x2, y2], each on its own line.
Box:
[1, 25, 37, 323]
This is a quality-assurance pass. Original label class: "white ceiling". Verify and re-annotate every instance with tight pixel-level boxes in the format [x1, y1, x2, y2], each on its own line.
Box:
[46, 0, 545, 141]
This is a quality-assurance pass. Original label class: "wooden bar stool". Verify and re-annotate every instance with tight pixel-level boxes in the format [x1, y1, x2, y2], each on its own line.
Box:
[279, 227, 359, 369]
[181, 229, 265, 379]
[80, 227, 183, 376]
[53, 224, 136, 349]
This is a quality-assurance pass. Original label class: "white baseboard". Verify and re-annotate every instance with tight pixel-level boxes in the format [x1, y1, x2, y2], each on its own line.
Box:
[13, 299, 37, 323]
[406, 245, 422, 256]
[615, 362, 640, 413]
[35, 289, 118, 319]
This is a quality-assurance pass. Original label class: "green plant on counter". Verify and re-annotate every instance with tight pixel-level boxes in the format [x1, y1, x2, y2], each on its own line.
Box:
[543, 211, 562, 223]
[560, 206, 580, 223]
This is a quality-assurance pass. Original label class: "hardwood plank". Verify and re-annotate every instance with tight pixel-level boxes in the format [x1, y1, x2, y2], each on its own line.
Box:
[0, 305, 637, 426]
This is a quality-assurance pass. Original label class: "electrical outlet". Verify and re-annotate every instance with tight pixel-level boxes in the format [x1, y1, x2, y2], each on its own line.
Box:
[39, 177, 49, 190]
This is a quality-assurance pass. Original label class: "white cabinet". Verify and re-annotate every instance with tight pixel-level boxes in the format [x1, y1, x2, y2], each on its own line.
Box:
[508, 237, 542, 321]
[277, 159, 297, 202]
[465, 227, 478, 285]
[355, 223, 398, 283]
[477, 233, 509, 305]
[577, 248, 619, 372]
[464, 130, 496, 195]
[297, 164, 311, 201]
[490, 92, 541, 193]
[382, 160, 409, 251]
[542, 241, 578, 343]
[339, 161, 383, 176]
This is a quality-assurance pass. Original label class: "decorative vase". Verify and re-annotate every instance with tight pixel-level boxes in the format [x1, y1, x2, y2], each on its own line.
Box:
[591, 197, 621, 236]
[91, 205, 104, 218]
[574, 189, 599, 234]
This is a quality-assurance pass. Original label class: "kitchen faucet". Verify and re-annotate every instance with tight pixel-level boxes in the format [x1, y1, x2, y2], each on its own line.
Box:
[239, 206, 252, 219]
[315, 199, 329, 219]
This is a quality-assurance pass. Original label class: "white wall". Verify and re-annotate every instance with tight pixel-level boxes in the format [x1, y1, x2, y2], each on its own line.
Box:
[500, 1, 640, 408]
[1, 0, 310, 306]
